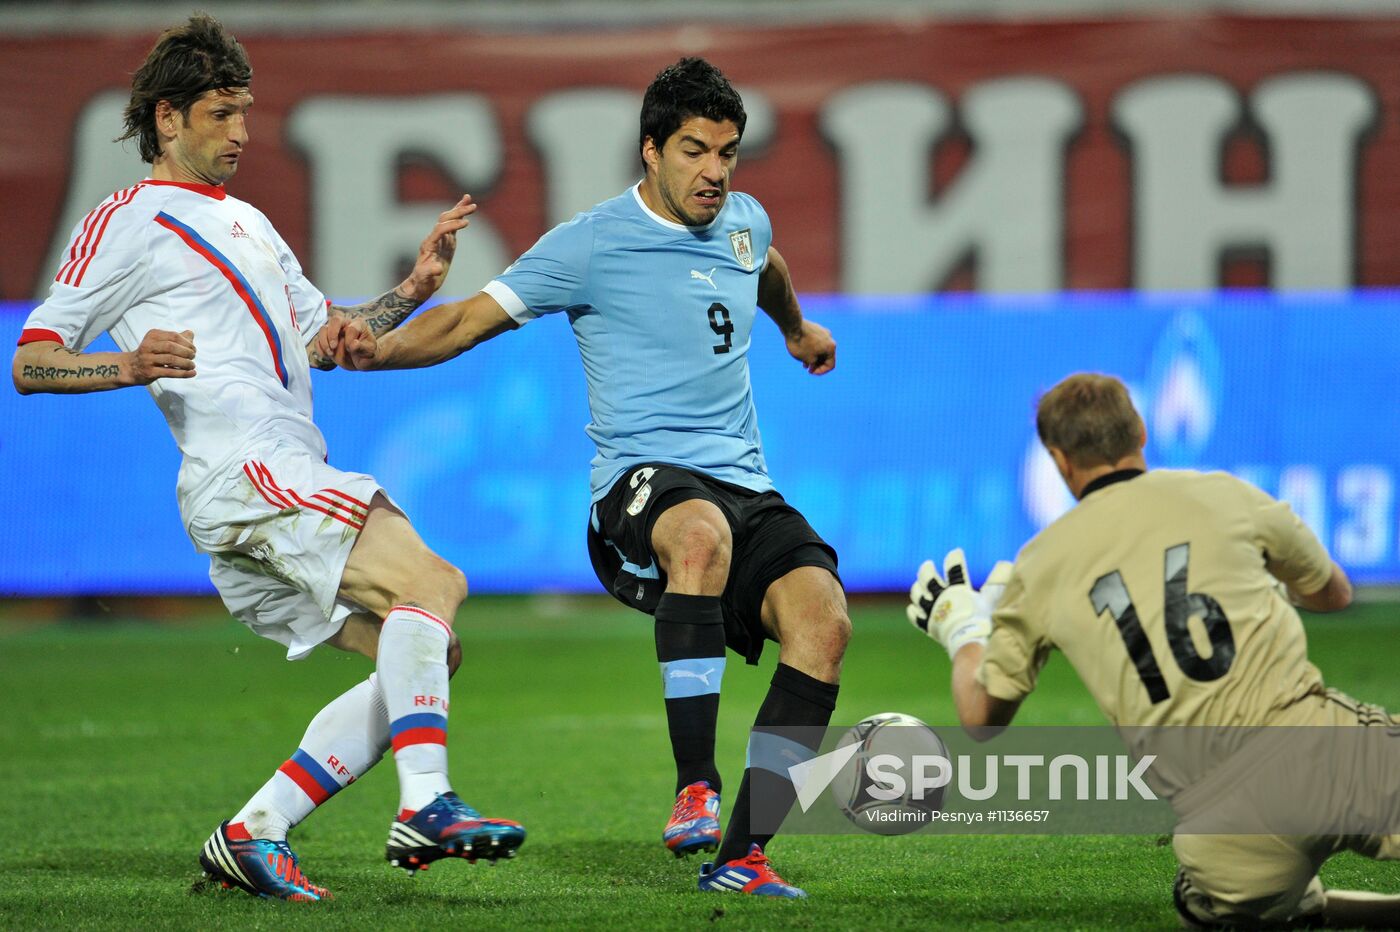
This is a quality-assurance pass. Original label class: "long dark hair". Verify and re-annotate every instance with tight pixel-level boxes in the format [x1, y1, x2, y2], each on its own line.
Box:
[118, 12, 252, 163]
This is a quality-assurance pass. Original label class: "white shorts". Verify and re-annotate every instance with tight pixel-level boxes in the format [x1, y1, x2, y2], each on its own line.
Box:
[186, 445, 382, 660]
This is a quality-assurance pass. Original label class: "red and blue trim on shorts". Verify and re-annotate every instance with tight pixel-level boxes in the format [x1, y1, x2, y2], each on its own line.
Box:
[242, 459, 370, 531]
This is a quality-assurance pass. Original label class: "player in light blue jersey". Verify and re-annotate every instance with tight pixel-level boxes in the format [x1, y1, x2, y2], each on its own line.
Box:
[481, 180, 776, 501]
[319, 58, 850, 898]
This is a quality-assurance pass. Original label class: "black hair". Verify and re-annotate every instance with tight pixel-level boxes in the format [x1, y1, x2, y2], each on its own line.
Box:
[639, 57, 746, 159]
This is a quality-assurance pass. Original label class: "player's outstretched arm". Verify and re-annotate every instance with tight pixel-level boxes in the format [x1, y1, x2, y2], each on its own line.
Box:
[758, 246, 835, 375]
[12, 329, 196, 395]
[307, 194, 478, 369]
[908, 551, 1021, 739]
[949, 643, 1021, 740]
[1287, 561, 1352, 614]
[319, 292, 517, 372]
[1320, 889, 1400, 927]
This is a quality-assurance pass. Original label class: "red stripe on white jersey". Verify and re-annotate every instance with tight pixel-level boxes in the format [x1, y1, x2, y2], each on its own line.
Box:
[58, 185, 141, 286]
[58, 184, 141, 284]
[56, 191, 121, 283]
[68, 186, 142, 286]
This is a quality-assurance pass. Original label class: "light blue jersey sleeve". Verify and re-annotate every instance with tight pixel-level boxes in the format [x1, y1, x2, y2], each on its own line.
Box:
[754, 201, 773, 274]
[481, 214, 594, 324]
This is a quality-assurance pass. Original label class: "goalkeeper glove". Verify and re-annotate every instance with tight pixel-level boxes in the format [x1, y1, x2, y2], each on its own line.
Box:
[907, 549, 1013, 660]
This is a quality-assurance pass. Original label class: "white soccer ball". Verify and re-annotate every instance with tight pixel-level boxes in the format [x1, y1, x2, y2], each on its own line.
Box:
[830, 711, 949, 835]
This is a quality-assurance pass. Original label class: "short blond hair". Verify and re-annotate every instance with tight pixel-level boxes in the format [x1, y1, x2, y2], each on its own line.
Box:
[1036, 373, 1144, 467]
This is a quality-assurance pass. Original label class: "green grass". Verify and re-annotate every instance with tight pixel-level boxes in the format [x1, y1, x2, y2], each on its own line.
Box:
[1, 596, 1398, 930]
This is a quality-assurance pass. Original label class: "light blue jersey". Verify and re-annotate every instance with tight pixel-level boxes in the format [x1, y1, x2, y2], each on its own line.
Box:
[484, 183, 776, 502]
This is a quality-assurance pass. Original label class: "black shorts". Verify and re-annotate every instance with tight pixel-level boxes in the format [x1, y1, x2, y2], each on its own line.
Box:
[587, 463, 841, 665]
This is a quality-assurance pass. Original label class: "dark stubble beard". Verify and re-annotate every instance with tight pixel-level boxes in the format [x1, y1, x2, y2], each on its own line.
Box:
[660, 174, 723, 228]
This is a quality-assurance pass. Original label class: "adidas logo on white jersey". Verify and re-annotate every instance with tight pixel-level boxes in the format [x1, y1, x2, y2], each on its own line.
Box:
[230, 222, 250, 239]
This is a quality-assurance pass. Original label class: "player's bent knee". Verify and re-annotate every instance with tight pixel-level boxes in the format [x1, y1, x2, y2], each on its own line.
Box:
[809, 609, 852, 661]
[395, 555, 466, 622]
[827, 611, 853, 655]
[441, 560, 468, 607]
[671, 519, 732, 574]
[785, 596, 850, 663]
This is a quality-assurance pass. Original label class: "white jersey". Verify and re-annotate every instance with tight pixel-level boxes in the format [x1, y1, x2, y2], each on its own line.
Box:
[21, 179, 330, 523]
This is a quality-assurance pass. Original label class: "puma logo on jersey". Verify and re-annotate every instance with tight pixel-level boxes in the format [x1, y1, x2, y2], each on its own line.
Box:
[668, 667, 716, 687]
[690, 267, 718, 290]
[231, 222, 250, 239]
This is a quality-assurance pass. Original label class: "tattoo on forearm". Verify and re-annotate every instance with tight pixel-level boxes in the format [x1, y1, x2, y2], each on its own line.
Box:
[22, 363, 120, 381]
[330, 289, 421, 335]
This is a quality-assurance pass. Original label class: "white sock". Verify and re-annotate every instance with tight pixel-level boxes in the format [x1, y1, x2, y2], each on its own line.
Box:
[230, 674, 391, 841]
[378, 605, 454, 815]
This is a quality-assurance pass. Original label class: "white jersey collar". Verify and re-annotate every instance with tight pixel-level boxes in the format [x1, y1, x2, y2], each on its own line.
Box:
[631, 182, 723, 233]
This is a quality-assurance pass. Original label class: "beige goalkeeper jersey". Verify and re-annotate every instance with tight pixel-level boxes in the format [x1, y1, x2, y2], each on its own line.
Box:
[980, 469, 1335, 731]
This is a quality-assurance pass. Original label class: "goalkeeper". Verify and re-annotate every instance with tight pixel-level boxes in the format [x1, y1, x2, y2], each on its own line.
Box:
[908, 372, 1400, 928]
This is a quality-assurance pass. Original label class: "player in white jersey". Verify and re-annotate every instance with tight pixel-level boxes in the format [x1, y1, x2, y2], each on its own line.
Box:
[11, 14, 524, 901]
[907, 373, 1400, 927]
[315, 58, 847, 898]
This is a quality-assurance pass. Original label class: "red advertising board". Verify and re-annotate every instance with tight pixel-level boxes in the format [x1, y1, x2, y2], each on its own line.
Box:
[3, 16, 1399, 299]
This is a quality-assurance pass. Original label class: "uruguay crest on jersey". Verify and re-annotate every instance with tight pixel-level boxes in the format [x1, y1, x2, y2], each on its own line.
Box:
[484, 183, 777, 502]
[729, 228, 754, 271]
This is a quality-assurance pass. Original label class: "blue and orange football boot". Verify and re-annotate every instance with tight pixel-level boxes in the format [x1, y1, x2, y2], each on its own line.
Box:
[663, 780, 722, 857]
[697, 843, 807, 898]
[199, 821, 330, 901]
[385, 791, 526, 872]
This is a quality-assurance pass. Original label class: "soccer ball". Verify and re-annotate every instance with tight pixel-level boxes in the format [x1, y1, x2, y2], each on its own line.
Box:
[829, 712, 948, 835]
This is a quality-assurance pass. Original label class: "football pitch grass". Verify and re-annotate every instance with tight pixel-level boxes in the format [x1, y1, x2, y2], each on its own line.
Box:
[2, 596, 1399, 930]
